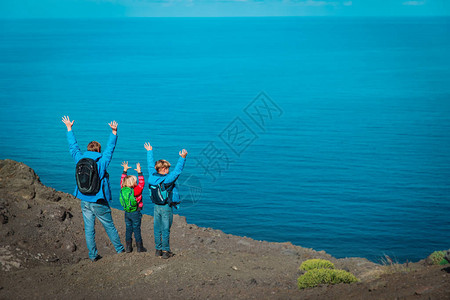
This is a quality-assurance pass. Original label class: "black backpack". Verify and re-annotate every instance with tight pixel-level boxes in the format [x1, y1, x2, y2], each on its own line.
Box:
[75, 157, 101, 195]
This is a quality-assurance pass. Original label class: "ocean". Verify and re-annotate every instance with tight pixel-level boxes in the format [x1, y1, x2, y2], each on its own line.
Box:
[1, 17, 449, 263]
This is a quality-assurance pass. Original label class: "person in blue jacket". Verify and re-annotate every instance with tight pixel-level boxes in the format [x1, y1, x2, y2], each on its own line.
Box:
[144, 142, 187, 259]
[62, 116, 124, 261]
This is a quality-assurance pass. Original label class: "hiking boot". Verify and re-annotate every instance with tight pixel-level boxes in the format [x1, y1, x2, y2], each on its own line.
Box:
[162, 251, 174, 259]
[91, 255, 102, 262]
[136, 241, 147, 253]
[126, 240, 133, 253]
[155, 249, 163, 257]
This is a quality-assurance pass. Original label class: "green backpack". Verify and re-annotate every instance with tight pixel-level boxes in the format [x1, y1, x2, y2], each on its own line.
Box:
[119, 187, 138, 212]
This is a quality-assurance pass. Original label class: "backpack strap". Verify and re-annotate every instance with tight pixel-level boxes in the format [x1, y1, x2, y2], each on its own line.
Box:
[126, 188, 133, 208]
[150, 173, 171, 191]
[160, 174, 179, 191]
[120, 189, 126, 208]
[93, 156, 108, 181]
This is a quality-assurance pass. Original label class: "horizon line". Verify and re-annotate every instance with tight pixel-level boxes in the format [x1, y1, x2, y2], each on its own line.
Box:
[1, 15, 450, 20]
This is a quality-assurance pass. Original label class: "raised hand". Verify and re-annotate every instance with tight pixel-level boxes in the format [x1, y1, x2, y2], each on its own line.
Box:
[144, 142, 152, 151]
[61, 116, 74, 131]
[179, 149, 188, 158]
[134, 163, 141, 173]
[108, 120, 118, 135]
[121, 161, 131, 172]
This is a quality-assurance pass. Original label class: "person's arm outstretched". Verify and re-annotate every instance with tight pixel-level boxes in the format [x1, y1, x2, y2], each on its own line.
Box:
[164, 149, 188, 183]
[120, 161, 131, 188]
[62, 116, 74, 132]
[100, 121, 118, 169]
[144, 142, 156, 175]
[134, 163, 145, 197]
[62, 116, 82, 162]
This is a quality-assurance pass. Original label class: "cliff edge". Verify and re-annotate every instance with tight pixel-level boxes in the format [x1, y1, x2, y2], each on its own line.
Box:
[0, 159, 448, 299]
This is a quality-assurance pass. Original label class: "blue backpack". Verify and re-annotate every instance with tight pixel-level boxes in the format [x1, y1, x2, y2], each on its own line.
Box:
[149, 175, 179, 206]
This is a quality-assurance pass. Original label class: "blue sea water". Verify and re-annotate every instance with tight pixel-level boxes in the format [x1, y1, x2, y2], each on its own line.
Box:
[1, 17, 449, 263]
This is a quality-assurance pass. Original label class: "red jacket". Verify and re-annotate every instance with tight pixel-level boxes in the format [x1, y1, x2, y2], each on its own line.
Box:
[120, 172, 145, 208]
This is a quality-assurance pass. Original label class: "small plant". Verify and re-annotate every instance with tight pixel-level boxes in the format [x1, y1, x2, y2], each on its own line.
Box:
[428, 251, 449, 265]
[380, 254, 413, 274]
[297, 268, 358, 289]
[299, 259, 335, 271]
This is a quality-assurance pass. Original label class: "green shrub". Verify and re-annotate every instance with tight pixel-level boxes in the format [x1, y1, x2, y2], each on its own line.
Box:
[297, 268, 358, 289]
[299, 259, 335, 271]
[428, 251, 448, 265]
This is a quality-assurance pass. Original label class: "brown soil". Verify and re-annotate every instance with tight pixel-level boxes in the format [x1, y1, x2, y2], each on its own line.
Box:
[1, 159, 449, 299]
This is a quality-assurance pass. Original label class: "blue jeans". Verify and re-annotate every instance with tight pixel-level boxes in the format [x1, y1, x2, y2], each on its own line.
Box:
[153, 204, 173, 252]
[81, 200, 124, 260]
[125, 210, 142, 243]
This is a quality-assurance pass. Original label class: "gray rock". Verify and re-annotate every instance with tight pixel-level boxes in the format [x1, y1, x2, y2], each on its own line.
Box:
[63, 241, 77, 252]
[0, 160, 63, 204]
[14, 189, 35, 201]
[205, 238, 215, 245]
[35, 185, 61, 203]
[0, 159, 39, 188]
[17, 240, 27, 248]
[15, 201, 30, 210]
[280, 249, 298, 256]
[0, 160, 38, 201]
[237, 240, 252, 247]
[44, 206, 67, 222]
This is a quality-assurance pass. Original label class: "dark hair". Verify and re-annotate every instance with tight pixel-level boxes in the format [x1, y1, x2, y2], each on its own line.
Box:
[87, 141, 101, 153]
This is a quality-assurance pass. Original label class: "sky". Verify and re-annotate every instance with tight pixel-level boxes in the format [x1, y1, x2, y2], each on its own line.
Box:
[0, 0, 449, 18]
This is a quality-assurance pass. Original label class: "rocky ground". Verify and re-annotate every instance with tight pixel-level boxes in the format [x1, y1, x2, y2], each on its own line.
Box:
[0, 159, 449, 299]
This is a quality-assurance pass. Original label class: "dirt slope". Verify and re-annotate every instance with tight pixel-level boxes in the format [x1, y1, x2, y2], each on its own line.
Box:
[1, 159, 449, 299]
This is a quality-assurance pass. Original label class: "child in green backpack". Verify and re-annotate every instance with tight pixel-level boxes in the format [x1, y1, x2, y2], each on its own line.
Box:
[120, 161, 146, 253]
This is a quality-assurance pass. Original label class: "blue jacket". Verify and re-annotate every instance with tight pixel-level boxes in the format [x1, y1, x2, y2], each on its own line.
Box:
[67, 130, 117, 202]
[147, 150, 185, 203]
